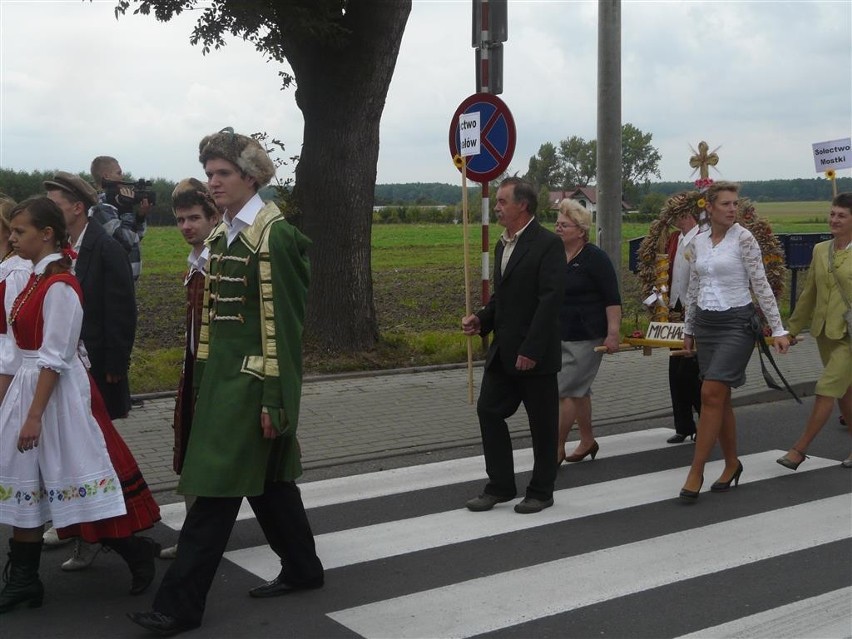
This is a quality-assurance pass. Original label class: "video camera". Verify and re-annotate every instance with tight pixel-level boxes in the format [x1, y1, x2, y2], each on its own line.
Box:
[102, 178, 157, 209]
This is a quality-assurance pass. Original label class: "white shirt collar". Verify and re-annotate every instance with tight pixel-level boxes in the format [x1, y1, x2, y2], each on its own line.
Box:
[187, 246, 209, 272]
[500, 216, 535, 245]
[223, 193, 264, 246]
[73, 222, 89, 252]
[33, 253, 63, 275]
[681, 224, 700, 244]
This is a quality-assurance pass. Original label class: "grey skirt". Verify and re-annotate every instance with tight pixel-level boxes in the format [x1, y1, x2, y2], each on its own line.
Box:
[694, 304, 756, 388]
[557, 338, 604, 398]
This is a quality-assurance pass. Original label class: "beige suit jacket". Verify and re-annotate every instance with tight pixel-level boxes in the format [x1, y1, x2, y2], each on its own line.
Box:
[788, 240, 851, 340]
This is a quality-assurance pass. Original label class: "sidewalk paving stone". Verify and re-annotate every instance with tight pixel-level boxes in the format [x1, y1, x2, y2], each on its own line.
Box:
[115, 337, 824, 494]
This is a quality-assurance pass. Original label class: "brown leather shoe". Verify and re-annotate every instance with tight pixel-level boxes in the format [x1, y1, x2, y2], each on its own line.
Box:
[465, 493, 514, 512]
[513, 497, 554, 514]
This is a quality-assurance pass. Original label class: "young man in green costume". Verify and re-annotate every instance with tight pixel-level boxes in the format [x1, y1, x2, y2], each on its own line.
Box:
[129, 129, 323, 636]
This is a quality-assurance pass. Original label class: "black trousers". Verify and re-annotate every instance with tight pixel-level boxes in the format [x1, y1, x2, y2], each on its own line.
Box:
[668, 353, 701, 435]
[153, 481, 323, 626]
[476, 367, 559, 502]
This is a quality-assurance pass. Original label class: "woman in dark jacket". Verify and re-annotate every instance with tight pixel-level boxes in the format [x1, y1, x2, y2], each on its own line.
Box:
[555, 199, 621, 464]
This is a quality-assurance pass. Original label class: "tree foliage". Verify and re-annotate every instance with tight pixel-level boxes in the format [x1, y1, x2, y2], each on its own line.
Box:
[525, 142, 563, 191]
[558, 136, 597, 188]
[115, 0, 412, 352]
[524, 124, 661, 202]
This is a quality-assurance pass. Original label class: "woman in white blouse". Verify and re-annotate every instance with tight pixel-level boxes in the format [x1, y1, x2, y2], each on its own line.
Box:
[679, 182, 790, 502]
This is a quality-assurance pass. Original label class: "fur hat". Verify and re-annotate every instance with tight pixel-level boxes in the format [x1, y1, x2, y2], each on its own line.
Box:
[198, 128, 275, 187]
[171, 177, 220, 218]
[43, 171, 98, 209]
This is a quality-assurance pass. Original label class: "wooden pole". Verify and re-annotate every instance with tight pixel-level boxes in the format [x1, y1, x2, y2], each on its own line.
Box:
[461, 157, 474, 404]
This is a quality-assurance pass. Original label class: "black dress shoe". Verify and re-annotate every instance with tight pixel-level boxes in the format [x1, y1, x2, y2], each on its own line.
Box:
[127, 611, 198, 637]
[465, 493, 514, 512]
[513, 497, 554, 514]
[248, 574, 324, 598]
[667, 433, 696, 444]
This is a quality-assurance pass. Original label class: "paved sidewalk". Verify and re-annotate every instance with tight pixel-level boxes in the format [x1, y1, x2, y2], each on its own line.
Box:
[116, 337, 825, 493]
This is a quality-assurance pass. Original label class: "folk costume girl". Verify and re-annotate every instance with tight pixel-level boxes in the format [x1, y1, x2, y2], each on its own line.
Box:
[0, 197, 125, 613]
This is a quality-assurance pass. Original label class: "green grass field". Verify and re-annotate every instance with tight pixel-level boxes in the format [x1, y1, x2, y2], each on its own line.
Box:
[131, 203, 835, 392]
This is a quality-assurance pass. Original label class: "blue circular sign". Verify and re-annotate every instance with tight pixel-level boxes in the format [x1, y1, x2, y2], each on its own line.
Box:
[449, 93, 516, 183]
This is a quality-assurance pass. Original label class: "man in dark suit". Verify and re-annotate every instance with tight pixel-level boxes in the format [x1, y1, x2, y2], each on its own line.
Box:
[45, 172, 136, 420]
[462, 177, 565, 514]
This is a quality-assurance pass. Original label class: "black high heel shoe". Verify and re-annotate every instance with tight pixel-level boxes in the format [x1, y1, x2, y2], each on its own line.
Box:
[679, 476, 703, 503]
[711, 460, 744, 492]
[776, 449, 807, 471]
[666, 432, 696, 444]
[564, 441, 599, 463]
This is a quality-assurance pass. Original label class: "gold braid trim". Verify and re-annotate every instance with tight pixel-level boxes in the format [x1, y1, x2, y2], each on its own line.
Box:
[258, 236, 279, 378]
[196, 270, 212, 363]
[196, 222, 227, 364]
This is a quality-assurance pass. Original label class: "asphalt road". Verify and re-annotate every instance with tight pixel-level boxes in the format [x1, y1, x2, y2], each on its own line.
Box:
[2, 397, 850, 638]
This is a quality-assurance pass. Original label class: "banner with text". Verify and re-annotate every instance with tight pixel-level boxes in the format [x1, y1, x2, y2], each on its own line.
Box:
[812, 137, 851, 172]
[459, 112, 480, 157]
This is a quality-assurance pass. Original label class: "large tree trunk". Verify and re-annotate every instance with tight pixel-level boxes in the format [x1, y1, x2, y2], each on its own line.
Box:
[283, 0, 411, 352]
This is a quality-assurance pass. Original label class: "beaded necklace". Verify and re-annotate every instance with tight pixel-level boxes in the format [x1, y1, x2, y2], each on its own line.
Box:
[9, 273, 43, 326]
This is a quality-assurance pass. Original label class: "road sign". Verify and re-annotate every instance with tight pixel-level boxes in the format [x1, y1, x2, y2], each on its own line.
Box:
[448, 93, 516, 183]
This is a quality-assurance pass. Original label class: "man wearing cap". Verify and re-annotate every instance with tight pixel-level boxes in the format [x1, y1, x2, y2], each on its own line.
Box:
[129, 130, 323, 636]
[44, 172, 136, 420]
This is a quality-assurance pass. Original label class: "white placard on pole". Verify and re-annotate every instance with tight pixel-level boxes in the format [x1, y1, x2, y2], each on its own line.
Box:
[812, 137, 852, 172]
[459, 112, 480, 157]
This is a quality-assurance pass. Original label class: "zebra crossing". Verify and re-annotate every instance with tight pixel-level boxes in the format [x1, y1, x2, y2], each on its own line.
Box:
[155, 427, 852, 639]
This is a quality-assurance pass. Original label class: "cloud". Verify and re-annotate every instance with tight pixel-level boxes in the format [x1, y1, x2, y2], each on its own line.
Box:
[1, 0, 850, 188]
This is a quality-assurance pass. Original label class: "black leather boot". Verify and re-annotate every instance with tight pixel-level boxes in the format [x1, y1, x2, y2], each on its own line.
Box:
[102, 536, 161, 596]
[0, 539, 44, 614]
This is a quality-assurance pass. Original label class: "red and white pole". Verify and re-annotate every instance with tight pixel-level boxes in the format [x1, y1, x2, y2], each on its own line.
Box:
[481, 182, 490, 305]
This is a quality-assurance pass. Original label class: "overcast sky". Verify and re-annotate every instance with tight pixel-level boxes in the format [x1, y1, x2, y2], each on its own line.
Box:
[1, 0, 850, 188]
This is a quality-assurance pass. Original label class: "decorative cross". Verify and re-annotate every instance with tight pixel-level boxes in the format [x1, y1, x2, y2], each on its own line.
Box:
[689, 141, 719, 179]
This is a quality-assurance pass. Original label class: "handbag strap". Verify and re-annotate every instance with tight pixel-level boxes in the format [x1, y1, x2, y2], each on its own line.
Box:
[827, 242, 852, 311]
[753, 325, 802, 404]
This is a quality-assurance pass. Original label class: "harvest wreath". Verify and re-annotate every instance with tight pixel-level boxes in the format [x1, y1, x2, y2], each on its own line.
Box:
[637, 186, 786, 322]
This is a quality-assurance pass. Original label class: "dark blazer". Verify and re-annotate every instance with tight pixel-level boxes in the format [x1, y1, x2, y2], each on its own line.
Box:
[75, 220, 137, 418]
[476, 218, 565, 375]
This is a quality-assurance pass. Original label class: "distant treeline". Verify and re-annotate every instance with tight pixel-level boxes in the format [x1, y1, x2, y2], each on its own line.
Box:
[0, 168, 281, 226]
[375, 178, 850, 207]
[2, 170, 849, 227]
[648, 178, 851, 202]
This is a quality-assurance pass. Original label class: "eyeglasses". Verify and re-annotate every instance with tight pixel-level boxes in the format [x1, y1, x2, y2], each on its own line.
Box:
[555, 221, 579, 230]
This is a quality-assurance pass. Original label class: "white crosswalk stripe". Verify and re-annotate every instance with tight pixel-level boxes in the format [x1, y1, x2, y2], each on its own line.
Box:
[224, 450, 837, 576]
[675, 587, 852, 639]
[158, 427, 679, 529]
[328, 496, 850, 639]
[157, 429, 852, 638]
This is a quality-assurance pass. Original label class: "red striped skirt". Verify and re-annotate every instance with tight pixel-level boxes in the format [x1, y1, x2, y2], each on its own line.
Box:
[57, 375, 160, 542]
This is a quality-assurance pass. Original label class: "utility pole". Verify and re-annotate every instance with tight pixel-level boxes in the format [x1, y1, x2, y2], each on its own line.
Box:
[596, 0, 622, 284]
[472, 0, 507, 306]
